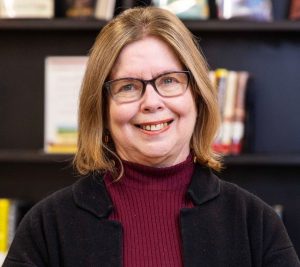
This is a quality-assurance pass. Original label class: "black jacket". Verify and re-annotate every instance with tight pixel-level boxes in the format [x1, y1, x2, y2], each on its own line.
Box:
[3, 164, 300, 267]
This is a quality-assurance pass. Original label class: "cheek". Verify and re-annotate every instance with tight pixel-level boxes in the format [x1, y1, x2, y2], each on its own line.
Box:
[178, 95, 198, 135]
[108, 102, 136, 133]
[173, 91, 197, 120]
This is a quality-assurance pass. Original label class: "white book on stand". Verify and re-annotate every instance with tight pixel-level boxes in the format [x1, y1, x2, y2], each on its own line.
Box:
[0, 0, 54, 18]
[44, 56, 88, 154]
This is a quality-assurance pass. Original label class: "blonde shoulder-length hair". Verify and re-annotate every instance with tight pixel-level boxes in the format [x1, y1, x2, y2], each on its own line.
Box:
[74, 6, 222, 178]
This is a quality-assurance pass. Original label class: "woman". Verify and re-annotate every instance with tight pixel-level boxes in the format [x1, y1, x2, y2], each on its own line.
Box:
[4, 6, 300, 267]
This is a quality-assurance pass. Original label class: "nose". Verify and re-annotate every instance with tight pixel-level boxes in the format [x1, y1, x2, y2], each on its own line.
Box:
[140, 83, 164, 113]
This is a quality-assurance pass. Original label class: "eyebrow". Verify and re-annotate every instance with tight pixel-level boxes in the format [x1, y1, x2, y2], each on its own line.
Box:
[113, 69, 184, 80]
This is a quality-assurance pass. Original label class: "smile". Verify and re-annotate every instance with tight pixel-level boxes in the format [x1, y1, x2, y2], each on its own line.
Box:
[135, 120, 173, 132]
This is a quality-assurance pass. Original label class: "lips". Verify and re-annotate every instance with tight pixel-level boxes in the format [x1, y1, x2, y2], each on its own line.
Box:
[135, 119, 173, 132]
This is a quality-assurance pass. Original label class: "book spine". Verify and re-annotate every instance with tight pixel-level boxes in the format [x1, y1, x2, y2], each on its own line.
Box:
[122, 0, 135, 9]
[231, 71, 249, 154]
[289, 0, 300, 20]
[211, 69, 249, 155]
[213, 68, 228, 154]
[7, 200, 18, 248]
[222, 71, 238, 154]
[94, 0, 116, 20]
[0, 199, 10, 253]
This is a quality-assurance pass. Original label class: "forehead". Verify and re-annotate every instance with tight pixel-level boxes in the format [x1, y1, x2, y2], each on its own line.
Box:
[110, 36, 183, 79]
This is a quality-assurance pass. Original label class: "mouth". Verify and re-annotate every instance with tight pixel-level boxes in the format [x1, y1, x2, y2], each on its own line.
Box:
[135, 119, 173, 132]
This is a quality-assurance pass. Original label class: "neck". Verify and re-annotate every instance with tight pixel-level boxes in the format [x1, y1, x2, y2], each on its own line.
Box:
[115, 148, 191, 168]
[106, 153, 195, 191]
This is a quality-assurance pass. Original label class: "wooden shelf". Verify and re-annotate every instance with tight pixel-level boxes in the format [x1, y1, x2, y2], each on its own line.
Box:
[0, 150, 74, 163]
[183, 20, 300, 32]
[1, 150, 300, 166]
[224, 154, 300, 166]
[1, 18, 300, 32]
[0, 18, 107, 31]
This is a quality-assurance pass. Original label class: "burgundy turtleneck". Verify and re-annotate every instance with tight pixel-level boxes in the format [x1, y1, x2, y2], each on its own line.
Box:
[104, 155, 195, 267]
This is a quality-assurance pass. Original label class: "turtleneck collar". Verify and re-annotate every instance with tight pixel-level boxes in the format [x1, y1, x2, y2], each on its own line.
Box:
[105, 154, 195, 191]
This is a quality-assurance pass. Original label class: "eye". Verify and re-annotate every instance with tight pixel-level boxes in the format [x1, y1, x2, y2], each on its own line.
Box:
[162, 76, 177, 85]
[119, 83, 135, 92]
[111, 79, 141, 95]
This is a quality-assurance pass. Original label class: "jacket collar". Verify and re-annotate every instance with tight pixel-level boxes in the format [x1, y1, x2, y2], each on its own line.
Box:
[187, 164, 221, 205]
[72, 172, 114, 218]
[72, 164, 221, 218]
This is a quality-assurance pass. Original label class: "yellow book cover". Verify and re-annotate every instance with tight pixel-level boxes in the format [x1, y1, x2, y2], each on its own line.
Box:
[46, 144, 77, 154]
[0, 199, 10, 253]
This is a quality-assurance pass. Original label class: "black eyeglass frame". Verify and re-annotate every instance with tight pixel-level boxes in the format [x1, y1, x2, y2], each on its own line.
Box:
[104, 70, 191, 102]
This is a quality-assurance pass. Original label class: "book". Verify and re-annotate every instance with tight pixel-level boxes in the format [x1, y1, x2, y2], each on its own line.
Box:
[0, 0, 54, 18]
[0, 199, 30, 265]
[272, 0, 290, 20]
[289, 0, 300, 20]
[210, 69, 250, 155]
[152, 0, 210, 19]
[0, 199, 9, 254]
[121, 0, 135, 9]
[216, 0, 273, 21]
[212, 68, 228, 154]
[221, 71, 238, 154]
[44, 56, 88, 154]
[65, 0, 96, 18]
[231, 71, 249, 155]
[94, 0, 116, 20]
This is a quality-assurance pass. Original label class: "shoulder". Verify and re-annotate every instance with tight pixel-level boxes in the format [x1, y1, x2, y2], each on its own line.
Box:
[20, 176, 93, 226]
[4, 183, 77, 266]
[219, 179, 281, 224]
[189, 167, 300, 265]
[218, 177, 272, 213]
[17, 184, 73, 233]
[216, 177, 298, 259]
[192, 164, 273, 215]
[20, 173, 110, 228]
[31, 182, 74, 212]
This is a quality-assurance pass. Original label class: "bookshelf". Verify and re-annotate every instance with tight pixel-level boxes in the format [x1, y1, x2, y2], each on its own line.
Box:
[2, 18, 300, 31]
[1, 16, 300, 255]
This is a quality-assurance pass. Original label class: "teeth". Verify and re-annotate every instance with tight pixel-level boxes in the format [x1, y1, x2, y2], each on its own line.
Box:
[141, 122, 169, 131]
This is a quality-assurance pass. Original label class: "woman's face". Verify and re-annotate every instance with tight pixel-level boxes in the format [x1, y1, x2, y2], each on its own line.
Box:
[108, 36, 197, 167]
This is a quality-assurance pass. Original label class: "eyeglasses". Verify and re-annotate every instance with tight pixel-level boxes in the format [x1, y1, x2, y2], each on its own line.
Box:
[104, 71, 191, 103]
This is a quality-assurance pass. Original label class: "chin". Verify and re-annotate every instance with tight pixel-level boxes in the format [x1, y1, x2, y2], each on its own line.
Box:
[142, 150, 170, 160]
[138, 149, 179, 167]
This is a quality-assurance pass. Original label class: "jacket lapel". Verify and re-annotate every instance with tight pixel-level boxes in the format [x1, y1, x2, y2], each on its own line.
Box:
[72, 172, 114, 218]
[180, 165, 222, 267]
[186, 164, 220, 205]
[72, 173, 122, 267]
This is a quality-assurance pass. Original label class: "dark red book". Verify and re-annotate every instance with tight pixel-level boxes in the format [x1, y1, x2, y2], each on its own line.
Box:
[289, 0, 300, 20]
